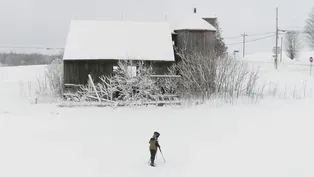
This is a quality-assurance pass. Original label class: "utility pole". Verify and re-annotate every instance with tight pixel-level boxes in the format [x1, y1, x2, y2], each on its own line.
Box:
[241, 32, 248, 58]
[275, 7, 279, 69]
[280, 36, 283, 63]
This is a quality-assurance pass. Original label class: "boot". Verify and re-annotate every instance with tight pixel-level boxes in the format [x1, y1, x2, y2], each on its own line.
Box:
[150, 159, 155, 167]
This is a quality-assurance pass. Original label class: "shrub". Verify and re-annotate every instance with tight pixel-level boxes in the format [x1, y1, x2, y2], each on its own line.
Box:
[78, 60, 167, 106]
[35, 57, 63, 100]
[168, 50, 261, 103]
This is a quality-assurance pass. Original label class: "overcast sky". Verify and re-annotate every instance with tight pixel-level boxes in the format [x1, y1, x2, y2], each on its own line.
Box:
[0, 0, 313, 55]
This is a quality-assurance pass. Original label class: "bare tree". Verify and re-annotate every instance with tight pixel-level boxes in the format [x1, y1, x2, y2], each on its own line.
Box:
[305, 7, 314, 49]
[284, 31, 301, 60]
[168, 49, 217, 100]
[169, 47, 260, 102]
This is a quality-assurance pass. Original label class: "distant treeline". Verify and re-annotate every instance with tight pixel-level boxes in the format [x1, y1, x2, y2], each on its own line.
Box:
[0, 52, 63, 66]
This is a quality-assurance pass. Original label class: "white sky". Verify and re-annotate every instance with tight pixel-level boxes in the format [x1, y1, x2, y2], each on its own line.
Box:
[0, 0, 312, 55]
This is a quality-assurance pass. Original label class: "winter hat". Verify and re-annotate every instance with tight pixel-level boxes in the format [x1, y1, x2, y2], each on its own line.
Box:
[154, 131, 160, 138]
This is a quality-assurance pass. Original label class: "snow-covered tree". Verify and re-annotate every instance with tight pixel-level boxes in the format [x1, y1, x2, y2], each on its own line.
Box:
[94, 60, 161, 104]
[284, 31, 301, 60]
[305, 7, 314, 49]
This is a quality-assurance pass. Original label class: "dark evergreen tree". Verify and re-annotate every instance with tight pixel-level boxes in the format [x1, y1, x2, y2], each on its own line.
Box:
[213, 19, 228, 58]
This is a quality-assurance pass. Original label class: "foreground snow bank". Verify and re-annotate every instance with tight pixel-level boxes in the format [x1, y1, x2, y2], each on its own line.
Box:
[1, 55, 314, 177]
[0, 98, 314, 177]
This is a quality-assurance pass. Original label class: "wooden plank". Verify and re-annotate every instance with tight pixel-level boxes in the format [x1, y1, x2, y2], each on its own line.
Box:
[64, 83, 84, 87]
[59, 100, 181, 108]
[63, 93, 78, 96]
[150, 75, 181, 78]
[88, 74, 101, 103]
[143, 101, 181, 104]
[156, 94, 180, 97]
[86, 95, 116, 104]
[58, 102, 112, 108]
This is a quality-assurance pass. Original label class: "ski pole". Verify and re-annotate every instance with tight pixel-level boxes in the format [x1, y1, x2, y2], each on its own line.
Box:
[159, 148, 166, 163]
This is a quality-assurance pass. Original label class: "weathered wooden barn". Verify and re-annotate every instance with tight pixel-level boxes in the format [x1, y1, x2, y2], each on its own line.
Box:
[62, 9, 217, 93]
[172, 8, 217, 57]
[62, 20, 176, 86]
[170, 9, 218, 93]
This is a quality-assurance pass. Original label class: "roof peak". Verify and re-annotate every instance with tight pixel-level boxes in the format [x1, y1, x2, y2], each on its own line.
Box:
[174, 13, 217, 31]
[70, 19, 170, 24]
[63, 20, 175, 61]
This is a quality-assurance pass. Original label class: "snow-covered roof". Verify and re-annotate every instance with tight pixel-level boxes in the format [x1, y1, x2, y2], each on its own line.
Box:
[174, 14, 217, 31]
[63, 20, 175, 61]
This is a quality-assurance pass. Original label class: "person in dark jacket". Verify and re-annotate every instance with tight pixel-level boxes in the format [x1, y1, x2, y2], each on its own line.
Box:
[149, 131, 160, 166]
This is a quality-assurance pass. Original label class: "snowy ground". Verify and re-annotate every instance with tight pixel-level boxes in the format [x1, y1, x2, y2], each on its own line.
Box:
[1, 53, 314, 177]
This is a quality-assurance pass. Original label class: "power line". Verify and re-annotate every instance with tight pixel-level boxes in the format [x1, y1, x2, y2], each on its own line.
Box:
[0, 31, 292, 50]
[226, 34, 276, 46]
[247, 32, 276, 37]
[224, 32, 275, 39]
[225, 29, 304, 40]
[224, 35, 243, 39]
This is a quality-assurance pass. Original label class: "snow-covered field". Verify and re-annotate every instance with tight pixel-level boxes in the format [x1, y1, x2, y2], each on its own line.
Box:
[1, 53, 314, 177]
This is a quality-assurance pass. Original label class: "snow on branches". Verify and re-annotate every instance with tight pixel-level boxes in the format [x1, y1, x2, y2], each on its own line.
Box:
[73, 60, 179, 107]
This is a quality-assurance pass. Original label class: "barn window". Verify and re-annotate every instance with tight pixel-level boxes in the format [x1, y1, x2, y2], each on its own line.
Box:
[127, 66, 137, 77]
[113, 66, 118, 72]
[112, 65, 137, 77]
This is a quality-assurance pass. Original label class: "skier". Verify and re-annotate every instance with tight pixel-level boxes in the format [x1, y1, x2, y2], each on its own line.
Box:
[149, 131, 161, 167]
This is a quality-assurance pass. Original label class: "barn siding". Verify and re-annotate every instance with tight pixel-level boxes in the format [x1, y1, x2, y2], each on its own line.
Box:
[64, 60, 174, 85]
[173, 30, 217, 93]
[64, 60, 118, 85]
[152, 61, 173, 75]
[174, 30, 215, 56]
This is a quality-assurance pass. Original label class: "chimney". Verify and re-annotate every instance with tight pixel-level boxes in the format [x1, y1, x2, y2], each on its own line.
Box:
[194, 7, 197, 14]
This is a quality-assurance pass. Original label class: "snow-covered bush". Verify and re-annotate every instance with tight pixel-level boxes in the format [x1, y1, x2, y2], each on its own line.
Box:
[104, 60, 159, 102]
[35, 57, 63, 100]
[78, 60, 167, 106]
[215, 55, 261, 100]
[168, 50, 261, 103]
[168, 51, 216, 101]
[45, 58, 63, 96]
